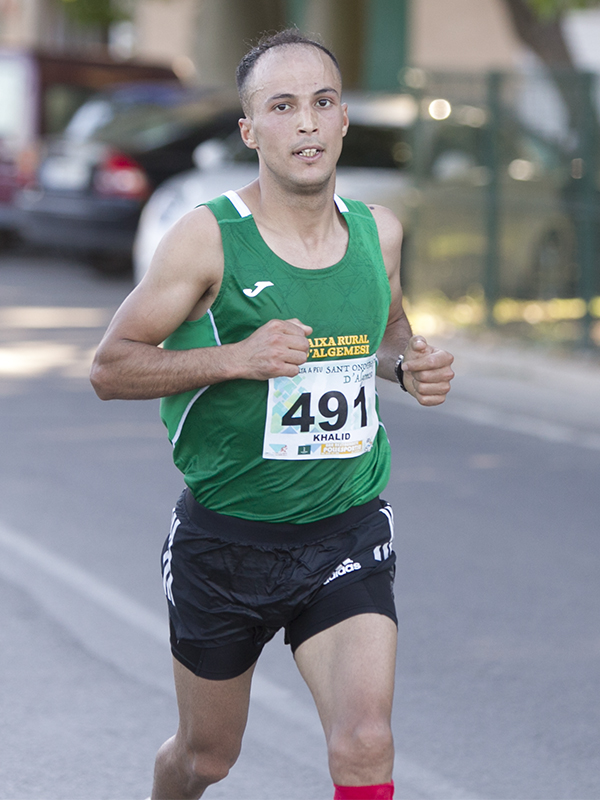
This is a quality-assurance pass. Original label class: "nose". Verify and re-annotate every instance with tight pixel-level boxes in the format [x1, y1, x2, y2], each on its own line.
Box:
[297, 104, 318, 134]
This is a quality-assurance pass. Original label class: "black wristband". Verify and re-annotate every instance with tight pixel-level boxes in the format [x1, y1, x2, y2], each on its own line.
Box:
[394, 354, 408, 392]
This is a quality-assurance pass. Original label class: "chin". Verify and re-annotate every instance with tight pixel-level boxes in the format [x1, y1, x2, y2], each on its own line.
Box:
[262, 159, 336, 196]
[287, 169, 335, 196]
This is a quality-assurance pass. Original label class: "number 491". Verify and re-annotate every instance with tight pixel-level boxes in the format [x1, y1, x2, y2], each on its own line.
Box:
[281, 387, 367, 432]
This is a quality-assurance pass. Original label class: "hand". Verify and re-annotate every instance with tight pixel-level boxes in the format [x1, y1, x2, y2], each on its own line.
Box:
[402, 335, 454, 406]
[235, 318, 313, 380]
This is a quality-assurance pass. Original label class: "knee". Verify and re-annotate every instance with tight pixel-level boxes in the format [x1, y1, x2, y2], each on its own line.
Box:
[186, 739, 240, 787]
[328, 719, 394, 780]
[167, 734, 240, 793]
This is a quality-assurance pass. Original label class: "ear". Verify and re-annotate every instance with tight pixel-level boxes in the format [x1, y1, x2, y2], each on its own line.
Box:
[238, 116, 258, 150]
[341, 103, 349, 138]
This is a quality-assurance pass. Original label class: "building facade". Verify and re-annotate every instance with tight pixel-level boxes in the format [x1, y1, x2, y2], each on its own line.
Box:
[0, 0, 526, 88]
[2, 0, 599, 91]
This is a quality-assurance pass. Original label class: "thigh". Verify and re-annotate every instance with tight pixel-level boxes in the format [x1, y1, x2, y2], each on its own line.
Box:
[294, 613, 397, 738]
[172, 657, 256, 759]
[285, 567, 397, 653]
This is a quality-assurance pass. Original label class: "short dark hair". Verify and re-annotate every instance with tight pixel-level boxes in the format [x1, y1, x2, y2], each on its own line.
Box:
[236, 28, 341, 114]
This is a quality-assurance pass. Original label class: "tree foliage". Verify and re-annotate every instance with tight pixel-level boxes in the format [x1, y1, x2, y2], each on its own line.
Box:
[527, 0, 600, 19]
[504, 0, 600, 130]
[503, 0, 600, 66]
[58, 0, 129, 28]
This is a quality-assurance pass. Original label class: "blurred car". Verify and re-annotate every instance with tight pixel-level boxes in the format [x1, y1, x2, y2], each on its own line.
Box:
[0, 48, 175, 248]
[16, 82, 241, 272]
[134, 91, 579, 299]
[133, 92, 417, 283]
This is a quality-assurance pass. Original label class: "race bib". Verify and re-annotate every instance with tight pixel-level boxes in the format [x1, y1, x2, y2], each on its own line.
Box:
[263, 355, 379, 460]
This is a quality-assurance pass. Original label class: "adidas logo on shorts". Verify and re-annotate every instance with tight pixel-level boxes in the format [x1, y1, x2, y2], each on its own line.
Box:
[323, 557, 362, 585]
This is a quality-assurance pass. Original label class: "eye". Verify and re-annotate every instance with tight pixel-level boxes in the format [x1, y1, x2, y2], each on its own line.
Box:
[274, 103, 290, 112]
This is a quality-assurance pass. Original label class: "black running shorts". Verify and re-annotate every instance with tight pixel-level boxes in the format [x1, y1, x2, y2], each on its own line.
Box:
[162, 488, 397, 680]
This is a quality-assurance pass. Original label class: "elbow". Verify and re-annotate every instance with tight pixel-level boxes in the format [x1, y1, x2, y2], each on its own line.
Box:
[90, 361, 119, 400]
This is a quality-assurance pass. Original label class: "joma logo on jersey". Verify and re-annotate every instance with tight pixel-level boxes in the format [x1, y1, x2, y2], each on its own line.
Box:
[243, 281, 274, 297]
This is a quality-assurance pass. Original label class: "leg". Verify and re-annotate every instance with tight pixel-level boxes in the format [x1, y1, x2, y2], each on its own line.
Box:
[294, 613, 397, 787]
[151, 657, 256, 800]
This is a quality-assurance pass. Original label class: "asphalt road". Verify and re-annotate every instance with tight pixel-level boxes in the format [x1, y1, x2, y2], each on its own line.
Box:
[0, 253, 599, 800]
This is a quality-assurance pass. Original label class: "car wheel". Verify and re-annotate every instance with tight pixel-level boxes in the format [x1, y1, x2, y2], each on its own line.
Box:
[530, 230, 577, 299]
[89, 252, 132, 276]
[0, 229, 18, 251]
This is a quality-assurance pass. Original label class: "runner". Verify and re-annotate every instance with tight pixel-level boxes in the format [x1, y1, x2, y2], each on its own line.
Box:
[91, 28, 454, 800]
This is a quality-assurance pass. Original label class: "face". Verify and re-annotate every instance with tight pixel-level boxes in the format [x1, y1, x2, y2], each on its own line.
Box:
[238, 45, 349, 195]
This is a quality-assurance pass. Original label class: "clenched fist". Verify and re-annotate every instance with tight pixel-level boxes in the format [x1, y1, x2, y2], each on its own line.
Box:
[235, 318, 313, 380]
[401, 336, 454, 406]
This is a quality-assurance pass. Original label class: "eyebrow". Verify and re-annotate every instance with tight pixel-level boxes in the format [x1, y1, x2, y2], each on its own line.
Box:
[266, 86, 340, 103]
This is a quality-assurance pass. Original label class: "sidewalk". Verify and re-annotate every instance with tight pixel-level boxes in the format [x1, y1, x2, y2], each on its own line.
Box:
[438, 331, 600, 435]
[377, 330, 600, 445]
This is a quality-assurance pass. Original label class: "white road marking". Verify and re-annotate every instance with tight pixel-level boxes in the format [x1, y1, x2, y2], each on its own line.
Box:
[0, 519, 482, 800]
[0, 520, 168, 643]
[439, 399, 600, 451]
[378, 383, 600, 451]
[0, 306, 112, 328]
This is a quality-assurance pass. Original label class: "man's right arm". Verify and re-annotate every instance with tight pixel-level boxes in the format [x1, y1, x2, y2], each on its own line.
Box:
[90, 206, 311, 400]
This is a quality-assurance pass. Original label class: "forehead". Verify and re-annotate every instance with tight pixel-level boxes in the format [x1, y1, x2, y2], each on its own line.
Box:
[246, 45, 341, 108]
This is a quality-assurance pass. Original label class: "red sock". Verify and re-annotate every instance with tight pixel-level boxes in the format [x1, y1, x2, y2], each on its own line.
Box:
[333, 781, 394, 799]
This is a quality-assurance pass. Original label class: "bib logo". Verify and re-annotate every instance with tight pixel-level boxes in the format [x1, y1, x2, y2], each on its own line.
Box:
[309, 334, 370, 359]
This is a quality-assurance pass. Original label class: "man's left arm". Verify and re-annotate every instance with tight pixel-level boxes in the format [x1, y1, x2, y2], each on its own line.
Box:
[369, 205, 455, 406]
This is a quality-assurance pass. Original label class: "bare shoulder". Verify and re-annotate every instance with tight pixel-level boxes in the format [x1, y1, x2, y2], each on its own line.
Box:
[367, 204, 403, 275]
[99, 205, 224, 347]
[146, 204, 223, 288]
[367, 204, 403, 248]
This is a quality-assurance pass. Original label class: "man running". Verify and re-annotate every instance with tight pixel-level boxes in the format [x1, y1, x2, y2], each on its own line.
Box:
[91, 28, 454, 800]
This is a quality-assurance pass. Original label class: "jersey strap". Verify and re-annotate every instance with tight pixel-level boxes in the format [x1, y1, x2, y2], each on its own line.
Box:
[217, 190, 349, 218]
[223, 190, 252, 217]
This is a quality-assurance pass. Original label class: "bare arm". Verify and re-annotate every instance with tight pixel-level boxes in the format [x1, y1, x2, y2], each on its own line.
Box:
[370, 205, 454, 406]
[90, 206, 311, 400]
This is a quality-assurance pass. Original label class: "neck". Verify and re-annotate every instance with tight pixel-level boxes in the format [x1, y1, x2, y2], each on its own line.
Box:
[240, 171, 340, 242]
[237, 172, 348, 270]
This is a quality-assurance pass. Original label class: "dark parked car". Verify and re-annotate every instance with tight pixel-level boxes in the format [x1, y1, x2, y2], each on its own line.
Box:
[0, 48, 175, 246]
[16, 82, 241, 271]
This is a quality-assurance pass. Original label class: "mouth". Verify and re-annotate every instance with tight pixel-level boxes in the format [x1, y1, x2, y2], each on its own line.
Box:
[294, 146, 323, 160]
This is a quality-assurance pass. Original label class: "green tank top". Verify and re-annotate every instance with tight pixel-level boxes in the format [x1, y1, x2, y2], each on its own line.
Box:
[160, 192, 392, 523]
